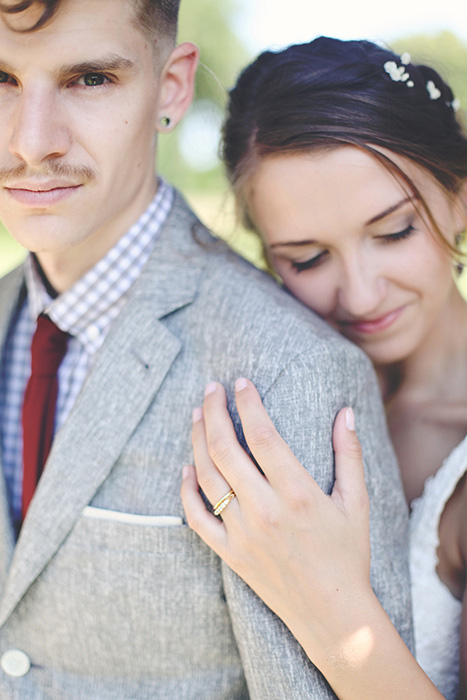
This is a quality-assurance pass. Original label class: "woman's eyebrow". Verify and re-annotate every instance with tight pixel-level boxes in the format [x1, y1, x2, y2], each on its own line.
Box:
[270, 196, 414, 250]
[365, 196, 412, 226]
[270, 238, 317, 249]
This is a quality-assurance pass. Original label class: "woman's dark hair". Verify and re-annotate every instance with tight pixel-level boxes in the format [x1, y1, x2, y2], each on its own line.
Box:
[0, 0, 180, 37]
[222, 37, 467, 255]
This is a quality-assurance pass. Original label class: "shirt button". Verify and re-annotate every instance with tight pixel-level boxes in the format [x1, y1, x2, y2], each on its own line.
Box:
[1, 649, 31, 677]
[87, 324, 100, 342]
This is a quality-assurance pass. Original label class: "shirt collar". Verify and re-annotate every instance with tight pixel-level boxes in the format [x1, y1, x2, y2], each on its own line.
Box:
[24, 179, 174, 354]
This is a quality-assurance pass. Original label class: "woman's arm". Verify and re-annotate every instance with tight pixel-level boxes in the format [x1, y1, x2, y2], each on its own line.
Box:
[181, 378, 444, 700]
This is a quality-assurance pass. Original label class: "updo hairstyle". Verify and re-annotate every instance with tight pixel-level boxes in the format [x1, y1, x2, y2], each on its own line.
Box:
[222, 37, 467, 256]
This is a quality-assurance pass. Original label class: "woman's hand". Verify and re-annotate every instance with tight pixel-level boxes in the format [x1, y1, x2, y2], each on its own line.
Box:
[181, 379, 445, 700]
[181, 378, 373, 658]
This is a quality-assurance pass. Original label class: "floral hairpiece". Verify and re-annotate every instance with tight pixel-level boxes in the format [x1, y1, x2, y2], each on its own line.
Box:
[383, 53, 414, 87]
[426, 80, 441, 100]
[383, 52, 461, 112]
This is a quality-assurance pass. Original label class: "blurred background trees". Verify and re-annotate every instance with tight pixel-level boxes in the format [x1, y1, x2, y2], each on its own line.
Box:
[1, 3, 466, 278]
[158, 0, 248, 194]
[393, 31, 467, 109]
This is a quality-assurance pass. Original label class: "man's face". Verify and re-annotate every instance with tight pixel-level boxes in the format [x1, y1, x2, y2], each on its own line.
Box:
[0, 0, 168, 282]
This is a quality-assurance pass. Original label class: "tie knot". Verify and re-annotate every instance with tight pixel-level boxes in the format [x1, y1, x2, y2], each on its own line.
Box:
[30, 314, 69, 377]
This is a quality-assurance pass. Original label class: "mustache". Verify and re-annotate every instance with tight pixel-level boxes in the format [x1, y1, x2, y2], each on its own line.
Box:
[0, 162, 96, 184]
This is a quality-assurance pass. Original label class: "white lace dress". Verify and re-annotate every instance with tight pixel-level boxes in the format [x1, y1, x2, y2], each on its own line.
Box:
[410, 435, 467, 700]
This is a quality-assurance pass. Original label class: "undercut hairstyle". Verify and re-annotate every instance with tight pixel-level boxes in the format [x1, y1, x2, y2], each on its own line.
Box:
[0, 0, 180, 37]
[222, 37, 467, 257]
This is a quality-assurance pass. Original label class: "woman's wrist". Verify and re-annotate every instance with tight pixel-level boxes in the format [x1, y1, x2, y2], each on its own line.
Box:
[288, 587, 443, 700]
[284, 582, 383, 673]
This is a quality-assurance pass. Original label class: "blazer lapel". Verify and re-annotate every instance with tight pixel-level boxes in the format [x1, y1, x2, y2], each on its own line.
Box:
[0, 266, 25, 585]
[0, 265, 25, 349]
[0, 194, 209, 626]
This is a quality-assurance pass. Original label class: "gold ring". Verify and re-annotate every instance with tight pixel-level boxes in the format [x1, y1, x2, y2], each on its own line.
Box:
[213, 489, 236, 516]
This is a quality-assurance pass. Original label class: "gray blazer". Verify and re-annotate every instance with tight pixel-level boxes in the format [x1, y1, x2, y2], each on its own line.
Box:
[0, 192, 412, 699]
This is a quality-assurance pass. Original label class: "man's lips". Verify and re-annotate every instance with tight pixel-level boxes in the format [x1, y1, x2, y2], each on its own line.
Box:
[337, 306, 406, 335]
[5, 182, 82, 206]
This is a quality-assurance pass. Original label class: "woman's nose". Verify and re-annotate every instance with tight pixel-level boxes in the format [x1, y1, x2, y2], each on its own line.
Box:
[338, 262, 386, 318]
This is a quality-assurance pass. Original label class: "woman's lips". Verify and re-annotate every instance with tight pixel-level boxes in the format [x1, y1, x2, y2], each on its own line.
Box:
[5, 185, 81, 207]
[338, 306, 406, 335]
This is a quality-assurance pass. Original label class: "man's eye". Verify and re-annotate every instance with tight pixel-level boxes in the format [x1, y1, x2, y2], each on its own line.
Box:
[78, 73, 109, 87]
[0, 71, 12, 84]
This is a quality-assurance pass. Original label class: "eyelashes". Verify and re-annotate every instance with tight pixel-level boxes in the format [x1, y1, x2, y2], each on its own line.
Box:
[291, 224, 416, 274]
[0, 70, 114, 89]
[379, 224, 415, 244]
[291, 251, 328, 273]
[72, 73, 113, 88]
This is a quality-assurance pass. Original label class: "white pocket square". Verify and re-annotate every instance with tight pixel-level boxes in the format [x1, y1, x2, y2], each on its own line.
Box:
[83, 506, 183, 527]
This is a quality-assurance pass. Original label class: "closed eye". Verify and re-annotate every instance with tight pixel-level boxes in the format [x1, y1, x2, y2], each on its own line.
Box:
[378, 224, 415, 244]
[291, 250, 328, 273]
[290, 224, 415, 273]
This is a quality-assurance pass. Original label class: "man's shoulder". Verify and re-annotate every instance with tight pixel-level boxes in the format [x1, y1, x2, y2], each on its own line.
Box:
[0, 263, 23, 287]
[0, 263, 24, 306]
[193, 226, 341, 347]
[166, 193, 366, 364]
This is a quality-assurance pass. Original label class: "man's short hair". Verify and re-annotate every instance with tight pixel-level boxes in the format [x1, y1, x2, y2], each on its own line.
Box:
[0, 0, 180, 38]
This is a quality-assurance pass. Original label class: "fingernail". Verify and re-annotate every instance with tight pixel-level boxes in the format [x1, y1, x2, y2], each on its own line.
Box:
[192, 407, 203, 423]
[205, 382, 217, 396]
[235, 378, 248, 392]
[182, 465, 191, 480]
[345, 407, 355, 431]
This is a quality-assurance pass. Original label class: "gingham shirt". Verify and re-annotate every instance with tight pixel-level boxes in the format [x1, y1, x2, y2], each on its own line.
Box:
[0, 181, 174, 529]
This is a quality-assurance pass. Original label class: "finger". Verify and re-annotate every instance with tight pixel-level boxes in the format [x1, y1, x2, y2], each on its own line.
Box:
[180, 465, 230, 557]
[331, 408, 369, 512]
[192, 406, 237, 511]
[234, 378, 323, 497]
[202, 382, 267, 497]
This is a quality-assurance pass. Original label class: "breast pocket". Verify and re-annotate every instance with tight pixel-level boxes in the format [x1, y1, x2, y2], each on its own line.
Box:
[82, 505, 184, 529]
[23, 513, 237, 679]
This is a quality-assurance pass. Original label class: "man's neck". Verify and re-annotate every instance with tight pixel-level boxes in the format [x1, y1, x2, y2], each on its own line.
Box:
[35, 175, 159, 293]
[31, 255, 59, 299]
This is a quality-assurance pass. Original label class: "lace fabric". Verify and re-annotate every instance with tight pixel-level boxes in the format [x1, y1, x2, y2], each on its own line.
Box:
[410, 434, 467, 700]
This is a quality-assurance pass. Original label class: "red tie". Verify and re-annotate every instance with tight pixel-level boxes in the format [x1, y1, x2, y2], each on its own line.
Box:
[22, 314, 69, 519]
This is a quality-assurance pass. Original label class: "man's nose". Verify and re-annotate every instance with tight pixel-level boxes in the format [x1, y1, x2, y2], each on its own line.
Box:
[9, 86, 71, 166]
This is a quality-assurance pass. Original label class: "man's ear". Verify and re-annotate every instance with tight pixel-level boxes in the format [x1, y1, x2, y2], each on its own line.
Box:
[156, 42, 199, 132]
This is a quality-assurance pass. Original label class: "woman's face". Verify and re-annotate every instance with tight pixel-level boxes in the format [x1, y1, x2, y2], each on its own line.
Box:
[245, 146, 465, 366]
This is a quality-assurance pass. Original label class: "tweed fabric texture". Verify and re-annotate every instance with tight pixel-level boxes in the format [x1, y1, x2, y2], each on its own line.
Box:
[0, 192, 413, 699]
[0, 182, 173, 527]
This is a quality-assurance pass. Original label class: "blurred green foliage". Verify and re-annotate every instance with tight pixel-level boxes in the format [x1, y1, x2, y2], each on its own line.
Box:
[392, 31, 467, 120]
[157, 0, 249, 194]
[159, 28, 467, 198]
[2, 22, 467, 281]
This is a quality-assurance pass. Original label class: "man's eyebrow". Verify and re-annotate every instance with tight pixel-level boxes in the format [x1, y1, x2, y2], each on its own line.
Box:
[0, 55, 136, 78]
[57, 55, 136, 75]
[270, 196, 414, 249]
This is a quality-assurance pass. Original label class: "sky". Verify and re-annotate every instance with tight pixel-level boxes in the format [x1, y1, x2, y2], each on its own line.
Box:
[237, 0, 467, 52]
